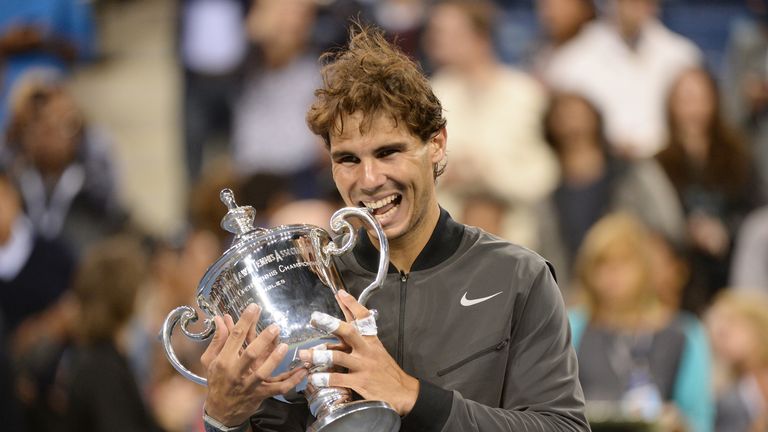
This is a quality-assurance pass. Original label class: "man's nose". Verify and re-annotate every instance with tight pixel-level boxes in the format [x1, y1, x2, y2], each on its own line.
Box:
[359, 158, 386, 192]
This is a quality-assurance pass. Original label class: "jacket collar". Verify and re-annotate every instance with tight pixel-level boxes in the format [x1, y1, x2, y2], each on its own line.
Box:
[353, 207, 465, 273]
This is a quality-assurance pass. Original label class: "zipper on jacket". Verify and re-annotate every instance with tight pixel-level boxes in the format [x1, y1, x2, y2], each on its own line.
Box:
[397, 271, 408, 366]
[436, 338, 510, 377]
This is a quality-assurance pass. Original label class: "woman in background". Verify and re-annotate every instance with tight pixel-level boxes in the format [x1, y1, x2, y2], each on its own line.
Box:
[63, 235, 163, 432]
[657, 67, 762, 313]
[707, 291, 768, 432]
[569, 213, 712, 431]
[536, 92, 684, 293]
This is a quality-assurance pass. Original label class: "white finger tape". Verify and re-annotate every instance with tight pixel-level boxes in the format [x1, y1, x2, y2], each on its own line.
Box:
[310, 312, 341, 333]
[354, 314, 378, 336]
[312, 349, 333, 367]
[309, 372, 331, 388]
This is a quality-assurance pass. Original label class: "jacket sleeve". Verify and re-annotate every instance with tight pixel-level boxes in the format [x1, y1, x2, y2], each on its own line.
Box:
[402, 264, 590, 432]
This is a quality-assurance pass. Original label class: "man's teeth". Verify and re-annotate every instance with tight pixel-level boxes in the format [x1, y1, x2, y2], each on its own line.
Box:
[363, 194, 397, 210]
[375, 205, 397, 223]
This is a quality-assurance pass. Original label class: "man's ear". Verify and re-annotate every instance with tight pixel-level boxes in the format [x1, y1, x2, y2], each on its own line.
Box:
[429, 127, 447, 164]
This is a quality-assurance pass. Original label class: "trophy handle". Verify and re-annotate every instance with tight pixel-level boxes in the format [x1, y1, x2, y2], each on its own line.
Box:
[324, 207, 389, 307]
[161, 305, 215, 386]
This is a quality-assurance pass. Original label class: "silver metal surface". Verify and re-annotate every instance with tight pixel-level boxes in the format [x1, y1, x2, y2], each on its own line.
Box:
[307, 400, 401, 432]
[219, 188, 265, 238]
[324, 207, 388, 307]
[160, 189, 396, 430]
[160, 305, 214, 385]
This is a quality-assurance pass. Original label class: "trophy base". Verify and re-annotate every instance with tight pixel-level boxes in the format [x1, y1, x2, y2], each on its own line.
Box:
[307, 400, 401, 432]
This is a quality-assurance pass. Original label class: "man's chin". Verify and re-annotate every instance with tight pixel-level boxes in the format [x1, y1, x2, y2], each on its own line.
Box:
[364, 223, 405, 244]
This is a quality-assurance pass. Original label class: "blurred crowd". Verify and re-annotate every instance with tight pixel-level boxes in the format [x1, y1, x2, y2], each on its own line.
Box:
[2, 0, 768, 431]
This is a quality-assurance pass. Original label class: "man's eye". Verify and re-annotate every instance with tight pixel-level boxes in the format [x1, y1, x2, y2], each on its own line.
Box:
[378, 149, 398, 158]
[336, 156, 359, 164]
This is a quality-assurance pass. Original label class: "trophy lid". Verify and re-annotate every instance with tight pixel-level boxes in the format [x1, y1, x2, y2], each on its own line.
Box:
[219, 188, 262, 238]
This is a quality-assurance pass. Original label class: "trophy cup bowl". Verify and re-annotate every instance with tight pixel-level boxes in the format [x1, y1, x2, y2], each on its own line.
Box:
[161, 189, 400, 432]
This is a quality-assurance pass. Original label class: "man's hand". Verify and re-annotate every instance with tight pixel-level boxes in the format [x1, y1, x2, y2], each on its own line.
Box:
[201, 304, 308, 427]
[299, 290, 420, 416]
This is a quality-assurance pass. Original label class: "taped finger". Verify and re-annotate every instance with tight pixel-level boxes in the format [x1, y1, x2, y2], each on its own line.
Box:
[310, 312, 341, 334]
[312, 349, 333, 367]
[297, 346, 332, 366]
[309, 372, 331, 388]
[353, 315, 377, 336]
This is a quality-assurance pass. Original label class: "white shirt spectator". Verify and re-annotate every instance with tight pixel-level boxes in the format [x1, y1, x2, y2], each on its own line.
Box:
[233, 56, 322, 176]
[181, 0, 247, 74]
[544, 19, 701, 157]
[433, 67, 558, 247]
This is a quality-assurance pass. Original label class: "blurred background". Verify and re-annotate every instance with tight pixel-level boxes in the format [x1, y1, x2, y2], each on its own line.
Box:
[1, 0, 768, 430]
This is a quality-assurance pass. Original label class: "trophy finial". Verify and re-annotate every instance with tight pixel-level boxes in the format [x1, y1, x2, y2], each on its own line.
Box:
[219, 188, 259, 237]
[220, 188, 238, 210]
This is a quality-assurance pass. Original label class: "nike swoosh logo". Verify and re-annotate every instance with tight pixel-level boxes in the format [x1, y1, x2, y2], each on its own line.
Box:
[460, 291, 503, 307]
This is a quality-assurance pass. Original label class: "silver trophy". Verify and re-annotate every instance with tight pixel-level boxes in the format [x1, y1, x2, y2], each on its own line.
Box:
[161, 189, 400, 432]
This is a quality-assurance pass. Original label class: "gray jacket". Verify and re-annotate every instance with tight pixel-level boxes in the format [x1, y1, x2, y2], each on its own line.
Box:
[215, 210, 590, 431]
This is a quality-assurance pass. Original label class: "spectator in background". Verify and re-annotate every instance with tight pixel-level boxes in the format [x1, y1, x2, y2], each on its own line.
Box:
[647, 232, 692, 318]
[544, 0, 701, 158]
[707, 291, 768, 432]
[0, 0, 95, 130]
[528, 0, 595, 78]
[178, 0, 249, 183]
[730, 206, 768, 292]
[63, 235, 163, 432]
[722, 0, 768, 192]
[0, 167, 74, 334]
[657, 68, 762, 313]
[1, 172, 70, 427]
[232, 0, 324, 200]
[424, 0, 558, 247]
[11, 292, 77, 430]
[129, 160, 239, 431]
[372, 0, 428, 65]
[0, 311, 23, 432]
[239, 172, 294, 229]
[186, 156, 240, 248]
[129, 234, 211, 432]
[569, 213, 713, 432]
[536, 93, 684, 292]
[3, 73, 125, 256]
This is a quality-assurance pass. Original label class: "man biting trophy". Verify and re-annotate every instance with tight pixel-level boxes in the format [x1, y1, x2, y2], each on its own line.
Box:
[182, 24, 588, 432]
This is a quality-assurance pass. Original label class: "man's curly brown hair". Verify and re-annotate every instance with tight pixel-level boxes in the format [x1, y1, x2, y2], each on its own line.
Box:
[306, 25, 447, 178]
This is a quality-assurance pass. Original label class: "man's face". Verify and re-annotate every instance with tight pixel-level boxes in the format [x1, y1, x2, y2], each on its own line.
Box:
[536, 0, 593, 43]
[23, 94, 82, 172]
[329, 112, 446, 243]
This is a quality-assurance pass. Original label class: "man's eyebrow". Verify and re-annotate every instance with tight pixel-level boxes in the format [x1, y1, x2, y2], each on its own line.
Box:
[330, 142, 407, 159]
[375, 142, 407, 152]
